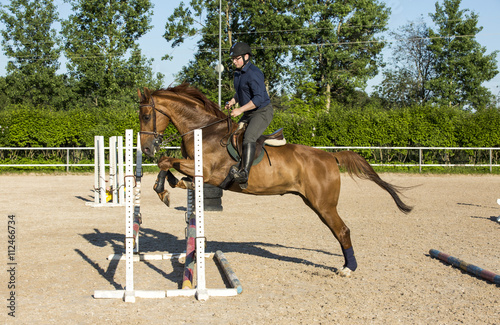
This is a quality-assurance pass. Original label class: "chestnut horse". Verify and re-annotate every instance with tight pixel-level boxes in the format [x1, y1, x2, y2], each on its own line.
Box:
[137, 84, 412, 277]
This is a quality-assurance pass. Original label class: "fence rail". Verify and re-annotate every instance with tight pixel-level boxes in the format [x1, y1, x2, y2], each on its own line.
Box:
[1, 146, 500, 172]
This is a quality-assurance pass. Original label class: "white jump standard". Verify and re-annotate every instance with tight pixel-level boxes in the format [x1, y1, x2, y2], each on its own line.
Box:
[93, 129, 242, 302]
[87, 135, 125, 207]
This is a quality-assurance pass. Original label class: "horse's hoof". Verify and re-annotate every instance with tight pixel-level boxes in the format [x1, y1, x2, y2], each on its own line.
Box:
[337, 267, 353, 278]
[157, 190, 170, 207]
[180, 178, 194, 190]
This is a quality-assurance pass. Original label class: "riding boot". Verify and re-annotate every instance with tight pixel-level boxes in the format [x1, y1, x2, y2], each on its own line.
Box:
[233, 142, 256, 188]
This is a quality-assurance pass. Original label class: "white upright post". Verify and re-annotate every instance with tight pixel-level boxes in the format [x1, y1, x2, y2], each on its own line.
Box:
[124, 129, 135, 302]
[96, 136, 106, 205]
[109, 136, 117, 204]
[93, 136, 100, 206]
[194, 129, 208, 301]
[117, 136, 125, 204]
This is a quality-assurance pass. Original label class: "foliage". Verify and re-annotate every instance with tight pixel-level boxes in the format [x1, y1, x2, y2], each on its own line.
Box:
[374, 17, 435, 106]
[291, 0, 390, 107]
[61, 0, 163, 107]
[427, 0, 498, 110]
[0, 104, 139, 147]
[0, 0, 68, 108]
[163, 0, 390, 110]
[164, 0, 302, 104]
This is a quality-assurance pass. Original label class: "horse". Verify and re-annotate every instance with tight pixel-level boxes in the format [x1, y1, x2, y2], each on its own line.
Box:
[137, 83, 413, 277]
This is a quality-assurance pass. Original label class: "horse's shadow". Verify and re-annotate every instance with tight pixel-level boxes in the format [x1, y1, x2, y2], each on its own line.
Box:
[77, 227, 341, 288]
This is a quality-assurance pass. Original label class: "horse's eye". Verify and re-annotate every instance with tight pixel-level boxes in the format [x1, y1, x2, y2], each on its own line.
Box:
[143, 114, 151, 122]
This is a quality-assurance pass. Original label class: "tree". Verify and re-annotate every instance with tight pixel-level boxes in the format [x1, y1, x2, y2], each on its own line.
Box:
[61, 0, 162, 107]
[0, 0, 66, 107]
[292, 0, 390, 110]
[164, 1, 390, 111]
[163, 0, 307, 104]
[375, 18, 436, 107]
[427, 0, 498, 110]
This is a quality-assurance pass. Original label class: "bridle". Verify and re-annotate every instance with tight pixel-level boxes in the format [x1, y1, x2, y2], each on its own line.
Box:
[139, 95, 171, 147]
[139, 94, 233, 147]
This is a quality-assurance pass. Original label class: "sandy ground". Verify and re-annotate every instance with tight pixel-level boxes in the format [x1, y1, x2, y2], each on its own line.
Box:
[0, 172, 499, 324]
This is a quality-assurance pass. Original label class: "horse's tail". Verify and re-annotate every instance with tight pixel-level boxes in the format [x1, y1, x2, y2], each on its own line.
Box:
[332, 150, 413, 214]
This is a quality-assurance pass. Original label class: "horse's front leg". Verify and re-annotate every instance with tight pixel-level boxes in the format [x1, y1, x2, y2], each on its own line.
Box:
[153, 157, 196, 206]
[158, 156, 196, 189]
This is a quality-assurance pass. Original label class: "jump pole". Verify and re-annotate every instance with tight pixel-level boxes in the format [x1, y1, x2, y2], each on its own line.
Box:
[429, 249, 500, 285]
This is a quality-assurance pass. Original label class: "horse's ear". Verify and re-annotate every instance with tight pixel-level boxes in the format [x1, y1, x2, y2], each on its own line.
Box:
[137, 88, 144, 102]
[144, 87, 151, 99]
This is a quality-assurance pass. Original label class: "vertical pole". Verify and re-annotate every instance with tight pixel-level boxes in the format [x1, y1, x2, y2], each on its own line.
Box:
[218, 0, 222, 108]
[97, 135, 106, 204]
[94, 136, 99, 205]
[133, 133, 142, 252]
[66, 148, 70, 173]
[124, 129, 135, 302]
[182, 190, 195, 289]
[194, 129, 208, 300]
[419, 148, 422, 173]
[489, 148, 492, 173]
[110, 136, 117, 204]
[117, 136, 125, 204]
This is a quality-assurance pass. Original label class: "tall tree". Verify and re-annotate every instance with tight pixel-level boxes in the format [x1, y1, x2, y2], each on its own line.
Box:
[292, 0, 390, 110]
[0, 0, 65, 107]
[375, 18, 436, 107]
[428, 0, 498, 110]
[61, 0, 161, 107]
[163, 0, 304, 103]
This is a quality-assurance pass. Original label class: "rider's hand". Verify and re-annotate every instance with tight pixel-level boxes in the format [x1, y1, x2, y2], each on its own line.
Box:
[231, 107, 243, 117]
[225, 99, 235, 110]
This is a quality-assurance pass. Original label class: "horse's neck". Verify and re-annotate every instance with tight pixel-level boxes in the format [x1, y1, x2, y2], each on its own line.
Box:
[169, 105, 212, 136]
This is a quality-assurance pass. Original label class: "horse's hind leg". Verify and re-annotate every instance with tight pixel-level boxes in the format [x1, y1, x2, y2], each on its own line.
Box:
[319, 206, 357, 277]
[302, 192, 357, 277]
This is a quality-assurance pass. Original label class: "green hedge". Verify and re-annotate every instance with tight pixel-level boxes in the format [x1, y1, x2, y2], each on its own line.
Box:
[0, 105, 139, 147]
[2, 102, 500, 151]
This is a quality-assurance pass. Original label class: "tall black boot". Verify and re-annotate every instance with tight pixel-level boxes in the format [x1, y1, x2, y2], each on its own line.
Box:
[233, 142, 256, 188]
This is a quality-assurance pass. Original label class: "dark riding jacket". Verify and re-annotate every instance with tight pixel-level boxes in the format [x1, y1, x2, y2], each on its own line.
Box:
[233, 62, 270, 110]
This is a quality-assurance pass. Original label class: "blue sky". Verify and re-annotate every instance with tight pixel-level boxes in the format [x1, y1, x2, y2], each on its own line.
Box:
[1, 0, 499, 95]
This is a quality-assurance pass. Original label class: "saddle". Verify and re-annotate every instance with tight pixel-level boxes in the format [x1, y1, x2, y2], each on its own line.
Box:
[227, 123, 287, 165]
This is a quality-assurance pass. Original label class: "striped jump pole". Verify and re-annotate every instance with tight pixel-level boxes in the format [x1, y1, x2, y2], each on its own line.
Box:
[215, 250, 243, 294]
[182, 190, 196, 289]
[429, 249, 500, 285]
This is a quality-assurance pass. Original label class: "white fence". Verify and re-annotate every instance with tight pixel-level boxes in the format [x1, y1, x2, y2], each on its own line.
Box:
[1, 146, 500, 172]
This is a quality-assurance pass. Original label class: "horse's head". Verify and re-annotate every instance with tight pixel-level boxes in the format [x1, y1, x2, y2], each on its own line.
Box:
[138, 84, 229, 157]
[137, 88, 170, 157]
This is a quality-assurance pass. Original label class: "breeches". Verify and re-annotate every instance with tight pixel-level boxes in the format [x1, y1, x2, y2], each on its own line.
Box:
[239, 103, 274, 144]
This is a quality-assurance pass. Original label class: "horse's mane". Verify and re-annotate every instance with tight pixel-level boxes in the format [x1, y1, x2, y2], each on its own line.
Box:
[153, 83, 228, 119]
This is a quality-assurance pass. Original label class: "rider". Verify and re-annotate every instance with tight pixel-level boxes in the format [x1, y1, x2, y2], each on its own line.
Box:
[225, 42, 274, 187]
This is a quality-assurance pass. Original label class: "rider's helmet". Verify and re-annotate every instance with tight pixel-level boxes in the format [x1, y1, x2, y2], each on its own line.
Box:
[230, 42, 252, 58]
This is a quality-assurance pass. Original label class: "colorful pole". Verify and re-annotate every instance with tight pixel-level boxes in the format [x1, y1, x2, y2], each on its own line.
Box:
[215, 250, 243, 294]
[182, 190, 196, 289]
[429, 249, 500, 285]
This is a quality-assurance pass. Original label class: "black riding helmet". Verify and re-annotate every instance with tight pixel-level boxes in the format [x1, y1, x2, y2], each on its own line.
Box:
[230, 42, 252, 67]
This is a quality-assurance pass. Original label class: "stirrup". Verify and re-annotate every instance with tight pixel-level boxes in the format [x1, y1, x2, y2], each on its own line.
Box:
[232, 169, 249, 184]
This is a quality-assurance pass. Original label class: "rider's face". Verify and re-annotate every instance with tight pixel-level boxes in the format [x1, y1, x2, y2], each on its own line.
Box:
[232, 54, 247, 69]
